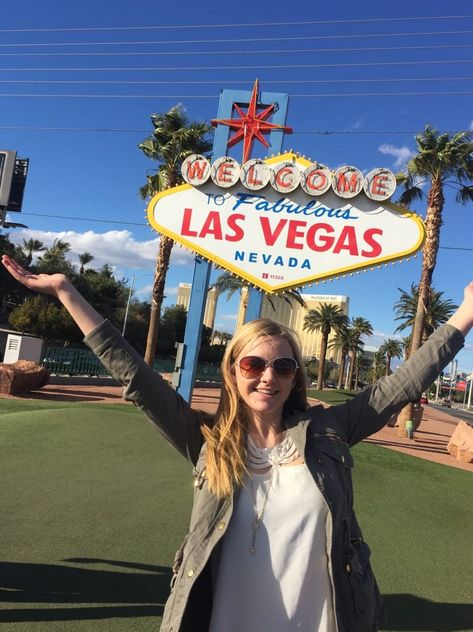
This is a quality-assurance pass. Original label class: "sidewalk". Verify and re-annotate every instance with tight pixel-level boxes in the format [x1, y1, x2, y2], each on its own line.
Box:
[4, 383, 472, 473]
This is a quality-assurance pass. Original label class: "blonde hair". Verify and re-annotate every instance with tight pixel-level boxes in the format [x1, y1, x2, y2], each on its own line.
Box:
[201, 318, 308, 498]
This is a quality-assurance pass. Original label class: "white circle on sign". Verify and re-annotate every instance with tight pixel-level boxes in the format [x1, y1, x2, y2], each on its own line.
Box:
[240, 159, 270, 190]
[301, 164, 332, 196]
[332, 166, 364, 199]
[211, 156, 240, 188]
[181, 154, 211, 186]
[364, 168, 397, 201]
[270, 162, 301, 193]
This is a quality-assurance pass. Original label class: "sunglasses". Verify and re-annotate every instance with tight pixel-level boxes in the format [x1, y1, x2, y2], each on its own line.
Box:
[235, 356, 298, 379]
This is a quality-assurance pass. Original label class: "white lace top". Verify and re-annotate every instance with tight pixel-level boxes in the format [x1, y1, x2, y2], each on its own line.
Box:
[209, 463, 337, 631]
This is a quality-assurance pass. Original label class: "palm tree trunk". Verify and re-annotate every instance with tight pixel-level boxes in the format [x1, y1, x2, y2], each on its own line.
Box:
[144, 235, 174, 366]
[317, 334, 328, 390]
[398, 180, 444, 435]
[337, 354, 346, 389]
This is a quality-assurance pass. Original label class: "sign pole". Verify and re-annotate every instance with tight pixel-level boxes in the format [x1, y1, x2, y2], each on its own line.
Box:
[175, 90, 233, 401]
[243, 91, 289, 323]
[176, 87, 290, 401]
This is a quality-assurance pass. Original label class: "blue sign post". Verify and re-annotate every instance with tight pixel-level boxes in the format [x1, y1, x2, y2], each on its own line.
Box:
[176, 85, 290, 402]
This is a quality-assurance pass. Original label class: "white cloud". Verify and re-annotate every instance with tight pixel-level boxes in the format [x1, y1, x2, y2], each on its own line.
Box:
[470, 121, 473, 131]
[363, 331, 402, 349]
[378, 144, 414, 169]
[9, 229, 194, 269]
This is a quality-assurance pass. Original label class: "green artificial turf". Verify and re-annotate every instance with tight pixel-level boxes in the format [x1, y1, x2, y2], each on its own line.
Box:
[1, 398, 472, 631]
[308, 387, 358, 404]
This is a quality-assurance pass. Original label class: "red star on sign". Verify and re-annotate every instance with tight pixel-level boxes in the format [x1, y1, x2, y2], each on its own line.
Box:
[211, 79, 293, 163]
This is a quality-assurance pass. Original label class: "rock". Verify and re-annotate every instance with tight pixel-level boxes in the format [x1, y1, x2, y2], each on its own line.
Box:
[0, 360, 49, 395]
[447, 421, 473, 463]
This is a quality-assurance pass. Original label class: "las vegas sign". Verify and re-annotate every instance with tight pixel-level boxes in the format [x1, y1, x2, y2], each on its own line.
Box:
[147, 152, 425, 293]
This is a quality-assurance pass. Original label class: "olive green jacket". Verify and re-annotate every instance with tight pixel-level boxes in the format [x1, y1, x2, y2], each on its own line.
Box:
[85, 321, 464, 632]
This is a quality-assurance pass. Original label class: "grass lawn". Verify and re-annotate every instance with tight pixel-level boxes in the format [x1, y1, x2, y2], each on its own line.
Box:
[1, 398, 472, 631]
[307, 387, 358, 405]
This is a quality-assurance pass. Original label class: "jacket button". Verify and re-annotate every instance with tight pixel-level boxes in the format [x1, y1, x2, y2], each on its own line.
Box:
[346, 563, 351, 573]
[217, 521, 225, 530]
[187, 568, 194, 578]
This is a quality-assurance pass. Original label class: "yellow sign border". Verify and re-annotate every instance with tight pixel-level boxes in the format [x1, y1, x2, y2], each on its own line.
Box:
[147, 153, 425, 293]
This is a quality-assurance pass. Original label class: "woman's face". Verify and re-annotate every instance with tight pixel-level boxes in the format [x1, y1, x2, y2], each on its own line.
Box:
[233, 335, 296, 427]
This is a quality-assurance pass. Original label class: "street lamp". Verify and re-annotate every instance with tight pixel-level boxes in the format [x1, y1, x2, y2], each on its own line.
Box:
[122, 272, 154, 337]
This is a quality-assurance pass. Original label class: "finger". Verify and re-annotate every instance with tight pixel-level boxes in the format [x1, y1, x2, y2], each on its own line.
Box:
[2, 256, 34, 278]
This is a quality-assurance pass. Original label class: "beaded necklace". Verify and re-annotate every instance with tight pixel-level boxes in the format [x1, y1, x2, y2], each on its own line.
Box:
[246, 433, 301, 555]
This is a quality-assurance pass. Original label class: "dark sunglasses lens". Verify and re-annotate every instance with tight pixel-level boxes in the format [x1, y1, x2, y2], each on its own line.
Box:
[238, 356, 266, 377]
[273, 358, 297, 376]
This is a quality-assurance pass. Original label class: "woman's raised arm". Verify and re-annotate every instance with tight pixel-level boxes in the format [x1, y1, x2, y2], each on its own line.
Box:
[2, 254, 103, 335]
[1, 254, 205, 463]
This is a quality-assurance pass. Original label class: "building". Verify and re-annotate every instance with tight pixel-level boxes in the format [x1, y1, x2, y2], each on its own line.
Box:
[236, 288, 349, 361]
[176, 283, 217, 330]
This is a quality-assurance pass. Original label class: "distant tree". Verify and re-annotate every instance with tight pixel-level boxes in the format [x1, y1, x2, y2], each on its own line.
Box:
[368, 350, 386, 384]
[212, 271, 307, 325]
[36, 239, 74, 276]
[78, 252, 94, 275]
[346, 317, 373, 389]
[379, 338, 403, 375]
[303, 304, 347, 390]
[8, 295, 80, 343]
[20, 238, 46, 266]
[157, 304, 188, 356]
[394, 284, 457, 343]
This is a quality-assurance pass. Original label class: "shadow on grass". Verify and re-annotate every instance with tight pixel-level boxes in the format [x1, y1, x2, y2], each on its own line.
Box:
[0, 558, 171, 622]
[381, 593, 473, 631]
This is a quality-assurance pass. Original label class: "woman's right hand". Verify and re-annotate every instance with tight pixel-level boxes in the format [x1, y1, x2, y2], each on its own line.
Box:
[1, 255, 72, 299]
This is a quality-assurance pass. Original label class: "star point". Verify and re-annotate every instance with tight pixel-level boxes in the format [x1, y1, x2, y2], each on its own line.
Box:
[211, 79, 293, 163]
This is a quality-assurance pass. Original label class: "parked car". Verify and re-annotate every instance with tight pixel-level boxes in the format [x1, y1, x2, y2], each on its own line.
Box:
[420, 393, 429, 405]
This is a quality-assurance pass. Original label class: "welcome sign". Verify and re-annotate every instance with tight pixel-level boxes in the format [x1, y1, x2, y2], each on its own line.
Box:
[147, 152, 425, 293]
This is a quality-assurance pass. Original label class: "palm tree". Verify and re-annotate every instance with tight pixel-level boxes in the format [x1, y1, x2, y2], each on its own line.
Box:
[21, 238, 45, 266]
[329, 326, 359, 389]
[394, 284, 457, 342]
[379, 339, 403, 375]
[138, 105, 213, 365]
[303, 304, 347, 390]
[355, 351, 373, 389]
[212, 272, 307, 329]
[78, 251, 94, 275]
[396, 126, 473, 353]
[396, 125, 473, 433]
[368, 349, 386, 384]
[345, 316, 373, 389]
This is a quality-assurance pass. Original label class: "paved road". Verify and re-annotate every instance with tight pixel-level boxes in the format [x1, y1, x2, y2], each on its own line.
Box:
[428, 402, 473, 425]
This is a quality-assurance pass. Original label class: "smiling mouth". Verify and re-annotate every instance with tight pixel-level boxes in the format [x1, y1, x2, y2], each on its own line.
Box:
[255, 389, 278, 395]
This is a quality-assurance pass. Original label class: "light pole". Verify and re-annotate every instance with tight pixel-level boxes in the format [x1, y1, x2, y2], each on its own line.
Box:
[122, 273, 154, 337]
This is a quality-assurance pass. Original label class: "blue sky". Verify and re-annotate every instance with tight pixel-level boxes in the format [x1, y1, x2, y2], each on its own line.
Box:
[1, 0, 473, 372]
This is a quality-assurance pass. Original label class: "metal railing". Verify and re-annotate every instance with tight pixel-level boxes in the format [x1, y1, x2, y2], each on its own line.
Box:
[41, 345, 221, 382]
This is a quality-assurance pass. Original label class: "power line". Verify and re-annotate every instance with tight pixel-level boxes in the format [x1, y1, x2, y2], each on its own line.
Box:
[1, 126, 470, 135]
[1, 43, 473, 57]
[0, 14, 471, 32]
[15, 211, 473, 252]
[2, 59, 473, 72]
[1, 90, 472, 99]
[21, 211, 144, 226]
[0, 29, 471, 47]
[1, 76, 470, 86]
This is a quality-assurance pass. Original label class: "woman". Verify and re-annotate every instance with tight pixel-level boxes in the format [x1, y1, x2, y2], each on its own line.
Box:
[2, 254, 473, 632]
